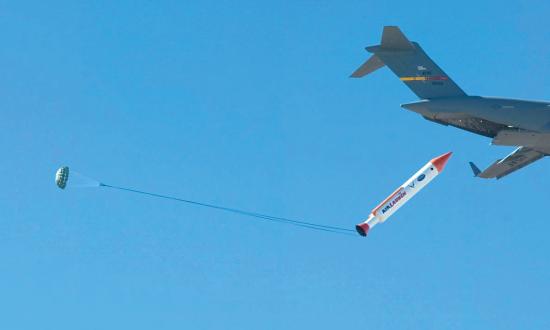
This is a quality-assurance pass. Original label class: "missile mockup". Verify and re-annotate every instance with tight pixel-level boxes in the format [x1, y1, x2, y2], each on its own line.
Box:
[355, 152, 452, 236]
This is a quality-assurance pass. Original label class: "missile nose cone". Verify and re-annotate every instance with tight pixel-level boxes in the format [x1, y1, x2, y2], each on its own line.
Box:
[431, 152, 453, 172]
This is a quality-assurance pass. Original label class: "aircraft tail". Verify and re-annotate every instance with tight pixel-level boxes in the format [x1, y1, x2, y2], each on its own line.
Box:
[351, 26, 466, 99]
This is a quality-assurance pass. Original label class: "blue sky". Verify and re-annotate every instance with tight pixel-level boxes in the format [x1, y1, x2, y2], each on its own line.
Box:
[3, 0, 550, 329]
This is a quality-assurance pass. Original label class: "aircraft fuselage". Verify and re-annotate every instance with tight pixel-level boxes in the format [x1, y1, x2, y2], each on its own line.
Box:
[402, 96, 550, 133]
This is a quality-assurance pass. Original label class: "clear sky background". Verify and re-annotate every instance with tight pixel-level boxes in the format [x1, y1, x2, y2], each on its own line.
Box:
[3, 1, 550, 329]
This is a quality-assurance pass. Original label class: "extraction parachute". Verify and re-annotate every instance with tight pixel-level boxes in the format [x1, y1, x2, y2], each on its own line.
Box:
[52, 166, 355, 235]
[55, 166, 69, 189]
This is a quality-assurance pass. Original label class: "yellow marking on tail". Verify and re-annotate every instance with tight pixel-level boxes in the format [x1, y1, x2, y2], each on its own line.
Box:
[400, 76, 428, 81]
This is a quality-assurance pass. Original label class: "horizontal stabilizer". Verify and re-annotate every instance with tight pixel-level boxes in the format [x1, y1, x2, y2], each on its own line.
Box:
[350, 54, 385, 78]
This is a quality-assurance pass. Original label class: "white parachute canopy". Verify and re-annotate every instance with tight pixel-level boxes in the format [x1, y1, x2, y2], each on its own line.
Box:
[55, 166, 100, 189]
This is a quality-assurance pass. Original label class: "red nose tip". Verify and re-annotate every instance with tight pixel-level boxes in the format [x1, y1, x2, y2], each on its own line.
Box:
[430, 152, 452, 172]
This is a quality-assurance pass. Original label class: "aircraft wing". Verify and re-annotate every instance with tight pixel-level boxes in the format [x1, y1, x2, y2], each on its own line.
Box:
[469, 147, 545, 179]
[491, 129, 550, 154]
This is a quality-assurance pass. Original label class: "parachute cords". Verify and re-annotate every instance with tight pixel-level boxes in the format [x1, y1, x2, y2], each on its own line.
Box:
[99, 183, 356, 236]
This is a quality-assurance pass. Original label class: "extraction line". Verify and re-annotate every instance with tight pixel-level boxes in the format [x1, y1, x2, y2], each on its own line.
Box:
[100, 183, 356, 236]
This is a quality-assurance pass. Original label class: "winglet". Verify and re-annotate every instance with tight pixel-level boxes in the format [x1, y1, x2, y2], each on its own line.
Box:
[469, 162, 481, 177]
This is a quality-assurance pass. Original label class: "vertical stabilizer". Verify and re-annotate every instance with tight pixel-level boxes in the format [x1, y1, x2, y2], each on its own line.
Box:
[351, 26, 466, 99]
